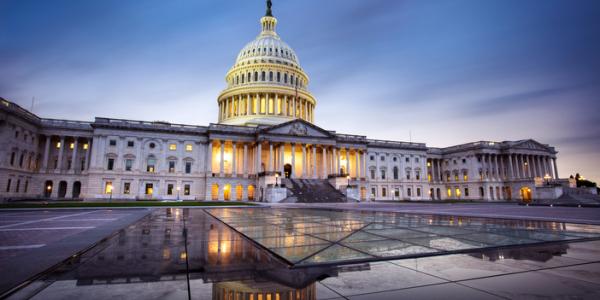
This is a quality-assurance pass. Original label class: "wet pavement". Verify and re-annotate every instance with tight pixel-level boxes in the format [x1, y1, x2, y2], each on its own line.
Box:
[4, 207, 600, 299]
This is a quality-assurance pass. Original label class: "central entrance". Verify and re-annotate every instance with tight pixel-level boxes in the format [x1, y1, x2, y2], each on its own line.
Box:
[284, 164, 292, 178]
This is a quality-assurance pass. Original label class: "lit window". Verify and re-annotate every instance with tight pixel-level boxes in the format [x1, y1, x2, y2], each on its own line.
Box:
[83, 144, 89, 150]
[147, 158, 156, 173]
[185, 144, 193, 152]
[69, 143, 74, 149]
[169, 161, 176, 173]
[407, 188, 412, 197]
[456, 188, 462, 197]
[184, 184, 190, 196]
[169, 144, 177, 151]
[167, 184, 174, 195]
[382, 188, 387, 197]
[145, 183, 153, 195]
[56, 142, 61, 148]
[463, 172, 468, 181]
[104, 182, 113, 194]
[447, 188, 452, 197]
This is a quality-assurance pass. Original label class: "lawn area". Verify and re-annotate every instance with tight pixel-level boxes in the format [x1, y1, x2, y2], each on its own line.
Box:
[0, 201, 257, 209]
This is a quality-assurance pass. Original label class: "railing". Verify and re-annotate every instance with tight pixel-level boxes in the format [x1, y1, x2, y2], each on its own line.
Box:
[41, 118, 93, 129]
[95, 117, 208, 132]
[367, 139, 427, 149]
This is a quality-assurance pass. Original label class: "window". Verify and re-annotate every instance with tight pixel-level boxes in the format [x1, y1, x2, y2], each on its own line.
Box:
[407, 188, 412, 197]
[405, 157, 409, 163]
[393, 157, 397, 162]
[269, 71, 273, 81]
[104, 181, 113, 194]
[149, 143, 156, 149]
[145, 183, 153, 195]
[167, 184, 174, 195]
[123, 182, 131, 194]
[83, 144, 89, 150]
[127, 141, 134, 147]
[393, 167, 399, 180]
[107, 158, 114, 171]
[463, 172, 468, 181]
[416, 172, 420, 180]
[261, 71, 265, 81]
[370, 169, 375, 180]
[10, 152, 15, 165]
[381, 170, 386, 180]
[380, 156, 385, 161]
[277, 72, 281, 82]
[24, 180, 28, 193]
[56, 142, 61, 148]
[415, 158, 419, 163]
[69, 143, 74, 149]
[125, 159, 133, 171]
[406, 172, 411, 180]
[454, 174, 459, 181]
[479, 187, 485, 197]
[185, 162, 192, 174]
[382, 188, 387, 197]
[371, 188, 376, 197]
[185, 144, 193, 152]
[169, 144, 177, 151]
[169, 161, 176, 173]
[447, 188, 452, 197]
[109, 140, 116, 146]
[147, 158, 156, 173]
[465, 188, 469, 197]
[19, 154, 24, 167]
[417, 188, 421, 197]
[81, 159, 86, 171]
[15, 131, 19, 138]
[5, 179, 11, 193]
[462, 158, 467, 164]
[184, 184, 190, 196]
[456, 188, 462, 198]
[394, 188, 400, 197]
[370, 155, 374, 161]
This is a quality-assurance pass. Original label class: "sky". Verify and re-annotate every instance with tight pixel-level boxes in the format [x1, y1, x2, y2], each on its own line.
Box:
[1, 0, 599, 183]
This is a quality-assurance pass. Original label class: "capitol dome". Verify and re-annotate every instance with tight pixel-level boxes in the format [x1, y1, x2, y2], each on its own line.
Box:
[217, 1, 316, 126]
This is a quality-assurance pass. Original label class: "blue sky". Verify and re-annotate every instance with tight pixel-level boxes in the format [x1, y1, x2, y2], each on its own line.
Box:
[1, 0, 599, 182]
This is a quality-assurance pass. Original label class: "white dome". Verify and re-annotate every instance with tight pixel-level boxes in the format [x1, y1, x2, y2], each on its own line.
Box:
[236, 35, 300, 66]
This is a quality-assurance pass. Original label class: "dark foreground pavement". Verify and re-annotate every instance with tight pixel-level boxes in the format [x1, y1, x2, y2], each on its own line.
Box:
[0, 208, 151, 295]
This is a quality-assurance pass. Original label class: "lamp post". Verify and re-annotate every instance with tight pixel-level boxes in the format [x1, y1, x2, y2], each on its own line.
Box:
[544, 174, 551, 186]
[346, 175, 351, 188]
[275, 173, 279, 187]
[108, 184, 113, 202]
[176, 186, 181, 201]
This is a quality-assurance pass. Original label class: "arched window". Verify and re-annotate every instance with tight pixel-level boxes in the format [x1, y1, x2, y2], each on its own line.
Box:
[291, 75, 295, 86]
[277, 72, 281, 82]
[147, 156, 157, 173]
[284, 74, 288, 83]
[269, 71, 273, 81]
[235, 75, 239, 84]
[247, 72, 251, 82]
[393, 167, 399, 180]
[10, 152, 16, 166]
[241, 74, 245, 83]
[254, 72, 258, 82]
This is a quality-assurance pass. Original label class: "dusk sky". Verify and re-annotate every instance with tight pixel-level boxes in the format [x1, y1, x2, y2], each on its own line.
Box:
[1, 0, 599, 182]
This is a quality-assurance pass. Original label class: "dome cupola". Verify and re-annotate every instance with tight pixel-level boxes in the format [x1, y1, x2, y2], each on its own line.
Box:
[217, 0, 316, 126]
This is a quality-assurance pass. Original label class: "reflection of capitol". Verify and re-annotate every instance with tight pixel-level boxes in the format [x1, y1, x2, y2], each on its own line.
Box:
[47, 209, 328, 299]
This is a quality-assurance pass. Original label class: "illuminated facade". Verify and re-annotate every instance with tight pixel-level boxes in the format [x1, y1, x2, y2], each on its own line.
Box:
[0, 2, 565, 203]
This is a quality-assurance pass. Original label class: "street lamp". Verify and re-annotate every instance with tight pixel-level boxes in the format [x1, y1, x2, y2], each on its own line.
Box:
[544, 174, 551, 185]
[107, 184, 113, 202]
[346, 175, 351, 188]
[275, 173, 279, 187]
[176, 186, 181, 201]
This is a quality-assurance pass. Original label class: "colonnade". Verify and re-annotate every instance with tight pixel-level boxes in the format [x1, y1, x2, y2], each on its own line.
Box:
[40, 135, 92, 173]
[218, 93, 314, 123]
[208, 140, 366, 179]
[428, 153, 558, 183]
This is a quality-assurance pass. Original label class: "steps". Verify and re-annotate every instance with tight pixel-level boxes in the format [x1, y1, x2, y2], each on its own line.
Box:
[282, 179, 347, 203]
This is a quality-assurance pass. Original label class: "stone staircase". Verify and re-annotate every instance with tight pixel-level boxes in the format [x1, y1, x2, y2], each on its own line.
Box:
[281, 178, 347, 203]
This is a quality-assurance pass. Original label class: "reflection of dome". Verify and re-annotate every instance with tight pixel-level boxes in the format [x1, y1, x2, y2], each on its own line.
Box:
[217, 3, 316, 127]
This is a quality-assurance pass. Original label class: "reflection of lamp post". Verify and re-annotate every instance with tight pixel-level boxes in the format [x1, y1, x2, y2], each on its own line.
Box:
[176, 186, 180, 201]
[275, 173, 279, 187]
[544, 174, 551, 185]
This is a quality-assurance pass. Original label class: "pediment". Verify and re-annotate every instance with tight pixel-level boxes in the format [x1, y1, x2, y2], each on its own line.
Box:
[512, 140, 550, 151]
[261, 119, 333, 138]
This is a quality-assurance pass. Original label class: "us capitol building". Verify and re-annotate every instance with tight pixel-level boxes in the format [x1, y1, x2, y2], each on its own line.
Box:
[0, 2, 563, 203]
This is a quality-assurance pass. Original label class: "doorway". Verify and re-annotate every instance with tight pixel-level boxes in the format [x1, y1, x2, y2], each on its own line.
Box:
[520, 187, 532, 203]
[284, 164, 292, 178]
[72, 181, 81, 198]
[44, 181, 53, 198]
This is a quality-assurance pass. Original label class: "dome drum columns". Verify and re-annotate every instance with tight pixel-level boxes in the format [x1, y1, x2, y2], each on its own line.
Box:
[218, 92, 315, 125]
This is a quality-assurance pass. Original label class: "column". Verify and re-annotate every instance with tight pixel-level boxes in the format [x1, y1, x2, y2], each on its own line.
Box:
[322, 147, 327, 179]
[56, 136, 65, 171]
[301, 144, 306, 178]
[219, 141, 225, 176]
[84, 138, 92, 171]
[291, 143, 296, 178]
[499, 155, 505, 180]
[243, 144, 248, 177]
[355, 151, 359, 179]
[207, 141, 213, 174]
[268, 143, 273, 172]
[336, 149, 342, 175]
[508, 154, 514, 179]
[345, 149, 350, 176]
[293, 97, 297, 117]
[536, 156, 542, 178]
[552, 158, 558, 179]
[310, 145, 316, 178]
[283, 96, 288, 116]
[375, 152, 380, 180]
[542, 156, 548, 176]
[70, 138, 79, 171]
[255, 93, 260, 114]
[42, 135, 51, 170]
[232, 143, 237, 176]
[279, 144, 285, 175]
[362, 151, 367, 179]
[256, 142, 262, 173]
[493, 154, 498, 180]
